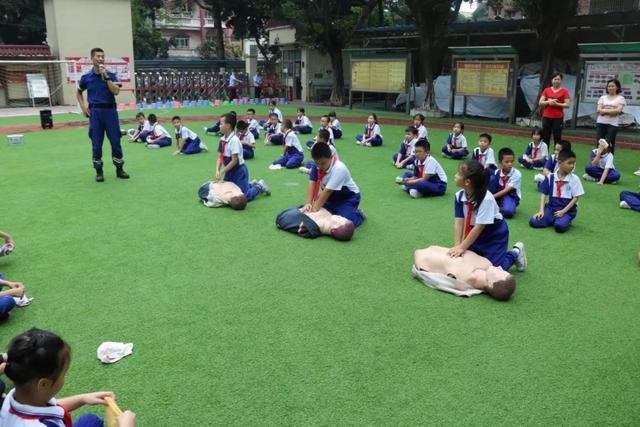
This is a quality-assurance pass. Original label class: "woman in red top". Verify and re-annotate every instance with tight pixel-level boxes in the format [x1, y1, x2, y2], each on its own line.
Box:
[538, 73, 571, 146]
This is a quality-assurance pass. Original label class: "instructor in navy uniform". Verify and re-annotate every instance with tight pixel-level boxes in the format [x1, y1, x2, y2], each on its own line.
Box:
[76, 47, 130, 182]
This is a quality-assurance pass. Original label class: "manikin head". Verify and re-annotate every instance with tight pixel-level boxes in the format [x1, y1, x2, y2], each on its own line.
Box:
[228, 194, 247, 210]
[483, 267, 516, 301]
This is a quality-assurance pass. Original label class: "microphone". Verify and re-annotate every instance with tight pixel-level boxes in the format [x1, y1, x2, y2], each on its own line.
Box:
[99, 64, 106, 80]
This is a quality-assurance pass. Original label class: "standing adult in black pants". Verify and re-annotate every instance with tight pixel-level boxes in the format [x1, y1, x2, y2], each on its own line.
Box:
[596, 79, 626, 154]
[538, 73, 571, 147]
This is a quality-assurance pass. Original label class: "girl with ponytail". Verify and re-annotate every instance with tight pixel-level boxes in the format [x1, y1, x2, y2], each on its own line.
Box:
[449, 161, 528, 272]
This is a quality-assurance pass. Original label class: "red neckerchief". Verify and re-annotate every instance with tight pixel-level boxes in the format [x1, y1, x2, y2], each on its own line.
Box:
[365, 124, 374, 138]
[219, 132, 234, 163]
[477, 150, 485, 164]
[312, 156, 337, 201]
[417, 159, 425, 177]
[464, 200, 474, 237]
[555, 177, 566, 198]
[532, 142, 539, 158]
[500, 170, 510, 189]
[452, 134, 459, 148]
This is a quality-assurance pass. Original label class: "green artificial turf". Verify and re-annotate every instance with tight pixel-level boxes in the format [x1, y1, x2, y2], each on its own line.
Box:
[0, 105, 639, 426]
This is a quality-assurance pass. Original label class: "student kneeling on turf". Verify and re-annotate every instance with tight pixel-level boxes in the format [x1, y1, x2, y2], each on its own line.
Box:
[173, 116, 207, 155]
[0, 328, 136, 427]
[530, 149, 584, 233]
[396, 139, 447, 199]
[304, 143, 364, 227]
[272, 120, 304, 169]
[215, 113, 270, 202]
[489, 147, 522, 219]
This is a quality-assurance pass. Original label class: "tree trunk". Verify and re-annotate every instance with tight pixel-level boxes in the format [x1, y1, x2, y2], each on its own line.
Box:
[211, 2, 225, 60]
[533, 39, 555, 118]
[419, 31, 436, 111]
[329, 48, 345, 106]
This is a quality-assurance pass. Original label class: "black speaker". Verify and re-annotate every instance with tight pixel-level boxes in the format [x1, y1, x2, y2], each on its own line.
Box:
[40, 109, 53, 129]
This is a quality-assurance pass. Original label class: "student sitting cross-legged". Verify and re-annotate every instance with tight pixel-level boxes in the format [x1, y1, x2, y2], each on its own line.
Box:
[396, 139, 448, 199]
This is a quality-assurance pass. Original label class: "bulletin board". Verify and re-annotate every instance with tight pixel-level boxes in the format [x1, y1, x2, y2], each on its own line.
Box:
[455, 61, 510, 98]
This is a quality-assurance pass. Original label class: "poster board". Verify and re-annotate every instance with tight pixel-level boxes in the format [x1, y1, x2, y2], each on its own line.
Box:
[455, 61, 510, 98]
[26, 74, 50, 98]
[351, 58, 407, 93]
[65, 57, 131, 83]
[583, 61, 640, 105]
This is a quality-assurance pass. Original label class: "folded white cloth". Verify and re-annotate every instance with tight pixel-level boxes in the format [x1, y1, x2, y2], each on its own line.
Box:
[412, 265, 483, 297]
[268, 164, 282, 170]
[97, 342, 134, 364]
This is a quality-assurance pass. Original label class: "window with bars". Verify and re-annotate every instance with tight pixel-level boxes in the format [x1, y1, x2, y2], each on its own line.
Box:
[174, 37, 190, 49]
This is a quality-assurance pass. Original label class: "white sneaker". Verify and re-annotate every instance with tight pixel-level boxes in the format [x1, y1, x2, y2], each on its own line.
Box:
[533, 167, 543, 171]
[401, 185, 407, 191]
[298, 166, 311, 174]
[395, 176, 404, 184]
[620, 201, 630, 209]
[598, 138, 609, 150]
[409, 189, 423, 198]
[146, 144, 160, 149]
[356, 140, 362, 145]
[199, 143, 208, 152]
[258, 179, 271, 196]
[407, 164, 414, 171]
[513, 241, 527, 272]
[442, 153, 451, 159]
[582, 173, 597, 182]
[250, 179, 258, 185]
[268, 164, 282, 170]
[203, 126, 208, 133]
[533, 173, 545, 183]
[634, 168, 640, 177]
[365, 142, 372, 147]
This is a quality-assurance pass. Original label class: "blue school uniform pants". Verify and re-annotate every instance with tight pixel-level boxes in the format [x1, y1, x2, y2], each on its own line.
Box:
[620, 191, 640, 211]
[181, 137, 202, 155]
[468, 219, 517, 271]
[224, 164, 260, 201]
[323, 192, 364, 227]
[518, 157, 546, 169]
[441, 145, 468, 159]
[293, 125, 312, 134]
[243, 146, 255, 159]
[250, 129, 259, 139]
[356, 134, 383, 146]
[269, 134, 284, 145]
[0, 296, 15, 317]
[529, 197, 577, 233]
[333, 129, 343, 139]
[402, 172, 446, 197]
[73, 414, 104, 427]
[89, 107, 124, 170]
[206, 121, 221, 133]
[137, 130, 150, 143]
[148, 137, 172, 148]
[584, 165, 621, 183]
[273, 150, 303, 169]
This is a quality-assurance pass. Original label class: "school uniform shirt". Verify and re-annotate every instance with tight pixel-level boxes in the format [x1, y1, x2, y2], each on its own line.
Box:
[272, 108, 283, 123]
[248, 118, 260, 132]
[591, 149, 616, 170]
[241, 131, 255, 146]
[331, 119, 342, 131]
[473, 147, 496, 167]
[175, 125, 199, 141]
[310, 159, 360, 200]
[542, 86, 570, 119]
[0, 388, 70, 426]
[364, 124, 382, 138]
[495, 168, 522, 199]
[448, 133, 467, 149]
[526, 141, 549, 159]
[219, 132, 244, 166]
[455, 190, 503, 226]
[150, 123, 171, 139]
[139, 120, 151, 132]
[296, 115, 312, 128]
[417, 124, 429, 140]
[416, 156, 448, 182]
[284, 130, 303, 153]
[540, 172, 584, 201]
[321, 126, 335, 144]
[404, 138, 418, 156]
[267, 122, 282, 135]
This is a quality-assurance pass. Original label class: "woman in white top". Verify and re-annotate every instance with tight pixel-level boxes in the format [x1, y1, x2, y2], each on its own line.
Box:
[596, 78, 626, 154]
